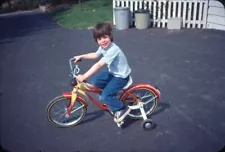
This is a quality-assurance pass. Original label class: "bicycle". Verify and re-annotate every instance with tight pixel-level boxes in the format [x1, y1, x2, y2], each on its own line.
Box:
[46, 58, 161, 130]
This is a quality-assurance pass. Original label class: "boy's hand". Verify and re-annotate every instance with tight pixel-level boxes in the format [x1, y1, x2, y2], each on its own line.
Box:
[73, 56, 82, 63]
[76, 74, 86, 82]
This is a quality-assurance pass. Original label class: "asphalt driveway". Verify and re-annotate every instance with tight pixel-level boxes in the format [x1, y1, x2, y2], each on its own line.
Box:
[0, 10, 225, 152]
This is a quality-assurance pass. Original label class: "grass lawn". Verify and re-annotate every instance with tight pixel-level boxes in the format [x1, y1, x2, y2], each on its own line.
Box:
[49, 0, 113, 29]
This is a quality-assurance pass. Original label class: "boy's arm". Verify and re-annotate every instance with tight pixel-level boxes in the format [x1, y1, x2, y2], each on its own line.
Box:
[74, 46, 102, 62]
[75, 52, 99, 60]
[83, 47, 119, 79]
[83, 60, 105, 80]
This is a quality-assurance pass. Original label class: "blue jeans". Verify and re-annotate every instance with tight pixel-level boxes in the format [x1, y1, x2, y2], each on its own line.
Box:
[90, 69, 129, 112]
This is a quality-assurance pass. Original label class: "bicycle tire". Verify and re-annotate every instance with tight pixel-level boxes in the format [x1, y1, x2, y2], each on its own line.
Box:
[46, 95, 87, 128]
[120, 85, 159, 119]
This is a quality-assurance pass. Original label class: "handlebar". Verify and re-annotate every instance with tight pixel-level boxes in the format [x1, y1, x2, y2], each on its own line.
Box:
[69, 58, 80, 78]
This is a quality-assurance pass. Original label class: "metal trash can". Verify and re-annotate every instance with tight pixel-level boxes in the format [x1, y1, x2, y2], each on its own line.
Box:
[114, 7, 130, 30]
[135, 9, 150, 29]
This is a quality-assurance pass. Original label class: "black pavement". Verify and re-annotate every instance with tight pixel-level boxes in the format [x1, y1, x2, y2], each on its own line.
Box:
[0, 10, 225, 152]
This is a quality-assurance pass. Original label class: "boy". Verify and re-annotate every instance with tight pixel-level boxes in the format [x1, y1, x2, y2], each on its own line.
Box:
[73, 22, 131, 122]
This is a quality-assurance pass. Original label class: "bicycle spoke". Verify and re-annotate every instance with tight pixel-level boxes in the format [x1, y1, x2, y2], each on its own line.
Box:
[64, 116, 68, 123]
[143, 96, 157, 105]
[54, 104, 64, 111]
[70, 105, 85, 114]
[52, 108, 66, 116]
[55, 111, 67, 122]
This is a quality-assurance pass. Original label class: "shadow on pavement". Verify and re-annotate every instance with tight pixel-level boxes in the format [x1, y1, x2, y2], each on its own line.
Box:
[0, 11, 59, 45]
[151, 102, 170, 116]
[78, 110, 105, 125]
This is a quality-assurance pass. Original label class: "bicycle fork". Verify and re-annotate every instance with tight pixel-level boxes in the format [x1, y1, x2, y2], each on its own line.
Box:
[66, 87, 78, 116]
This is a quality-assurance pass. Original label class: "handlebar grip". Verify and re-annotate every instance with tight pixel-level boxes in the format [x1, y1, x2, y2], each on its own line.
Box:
[73, 58, 82, 62]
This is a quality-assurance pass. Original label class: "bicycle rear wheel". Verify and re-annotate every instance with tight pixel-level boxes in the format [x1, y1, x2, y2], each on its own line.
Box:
[121, 86, 159, 119]
[46, 95, 87, 128]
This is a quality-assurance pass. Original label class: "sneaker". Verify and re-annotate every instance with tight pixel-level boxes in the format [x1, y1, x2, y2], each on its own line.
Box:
[114, 106, 131, 123]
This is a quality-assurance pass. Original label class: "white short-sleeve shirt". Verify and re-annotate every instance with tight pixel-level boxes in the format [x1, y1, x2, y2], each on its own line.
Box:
[95, 43, 131, 78]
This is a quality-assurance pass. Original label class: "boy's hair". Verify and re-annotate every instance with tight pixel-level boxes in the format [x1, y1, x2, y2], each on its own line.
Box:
[93, 22, 113, 42]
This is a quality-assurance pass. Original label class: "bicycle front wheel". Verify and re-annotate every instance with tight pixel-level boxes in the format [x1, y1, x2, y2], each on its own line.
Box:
[121, 86, 159, 119]
[46, 95, 87, 128]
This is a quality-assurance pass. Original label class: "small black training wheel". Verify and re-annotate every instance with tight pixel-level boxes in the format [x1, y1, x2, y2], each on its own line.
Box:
[141, 119, 153, 131]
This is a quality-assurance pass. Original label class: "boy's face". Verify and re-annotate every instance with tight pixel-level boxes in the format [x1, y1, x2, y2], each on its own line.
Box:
[97, 35, 112, 48]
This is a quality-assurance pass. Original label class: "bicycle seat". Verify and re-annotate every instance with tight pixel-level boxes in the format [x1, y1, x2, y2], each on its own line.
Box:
[123, 76, 133, 89]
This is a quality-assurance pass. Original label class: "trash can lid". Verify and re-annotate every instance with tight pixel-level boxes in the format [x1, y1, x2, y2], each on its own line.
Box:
[135, 9, 149, 13]
[114, 7, 129, 10]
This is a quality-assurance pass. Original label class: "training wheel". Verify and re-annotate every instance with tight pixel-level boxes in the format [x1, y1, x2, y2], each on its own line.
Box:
[141, 119, 153, 131]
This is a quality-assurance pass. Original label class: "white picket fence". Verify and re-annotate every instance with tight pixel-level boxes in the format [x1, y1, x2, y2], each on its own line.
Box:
[113, 0, 213, 29]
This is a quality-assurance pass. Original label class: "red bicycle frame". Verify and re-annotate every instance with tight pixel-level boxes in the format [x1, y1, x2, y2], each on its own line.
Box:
[62, 81, 161, 115]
